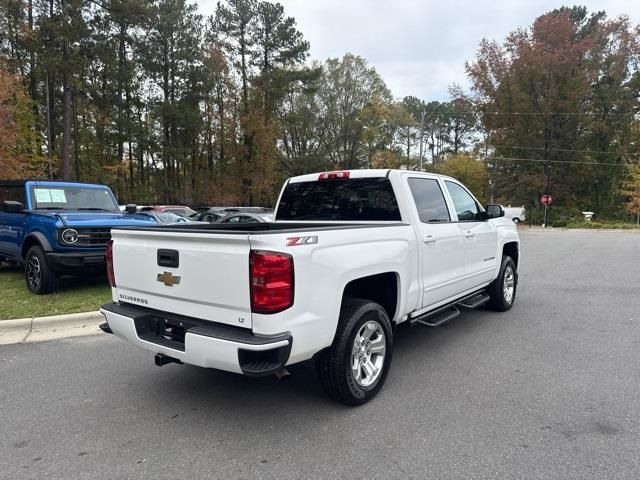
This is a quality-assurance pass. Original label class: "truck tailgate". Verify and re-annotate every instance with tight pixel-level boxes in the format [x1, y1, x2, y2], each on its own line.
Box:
[111, 229, 252, 329]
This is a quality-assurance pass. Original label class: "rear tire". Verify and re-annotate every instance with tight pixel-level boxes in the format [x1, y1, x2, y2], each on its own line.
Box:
[25, 246, 59, 294]
[316, 299, 393, 406]
[487, 255, 517, 311]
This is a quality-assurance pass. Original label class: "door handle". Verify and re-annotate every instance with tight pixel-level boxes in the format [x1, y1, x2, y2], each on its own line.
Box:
[423, 235, 437, 244]
[464, 230, 475, 238]
[157, 249, 179, 268]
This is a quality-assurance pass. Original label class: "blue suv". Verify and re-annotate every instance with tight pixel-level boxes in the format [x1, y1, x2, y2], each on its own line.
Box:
[0, 180, 156, 294]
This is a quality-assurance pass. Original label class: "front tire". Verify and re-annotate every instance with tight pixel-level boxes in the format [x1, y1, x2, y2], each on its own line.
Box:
[316, 298, 393, 406]
[512, 217, 520, 224]
[487, 255, 517, 311]
[25, 246, 59, 294]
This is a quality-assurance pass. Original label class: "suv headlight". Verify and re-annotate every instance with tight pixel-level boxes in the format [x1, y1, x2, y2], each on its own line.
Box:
[60, 228, 79, 244]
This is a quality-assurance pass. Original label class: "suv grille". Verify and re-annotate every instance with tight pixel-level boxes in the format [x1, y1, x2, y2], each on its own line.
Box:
[75, 228, 111, 247]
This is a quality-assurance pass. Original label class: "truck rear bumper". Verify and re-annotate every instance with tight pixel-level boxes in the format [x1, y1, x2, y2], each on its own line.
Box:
[100, 302, 292, 376]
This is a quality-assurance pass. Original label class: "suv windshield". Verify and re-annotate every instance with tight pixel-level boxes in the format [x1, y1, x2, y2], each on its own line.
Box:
[31, 185, 119, 212]
[276, 177, 401, 221]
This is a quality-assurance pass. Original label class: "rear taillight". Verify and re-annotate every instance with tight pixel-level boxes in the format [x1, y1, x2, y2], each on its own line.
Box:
[318, 170, 350, 180]
[250, 250, 294, 314]
[106, 240, 116, 287]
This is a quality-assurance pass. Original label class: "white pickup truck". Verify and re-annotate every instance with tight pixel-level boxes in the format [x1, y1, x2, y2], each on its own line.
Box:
[100, 169, 520, 405]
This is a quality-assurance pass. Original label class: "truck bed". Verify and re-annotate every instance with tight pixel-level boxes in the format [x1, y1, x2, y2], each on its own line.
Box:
[108, 221, 413, 332]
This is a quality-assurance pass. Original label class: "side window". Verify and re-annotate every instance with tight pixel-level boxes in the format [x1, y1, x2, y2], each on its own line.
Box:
[0, 186, 26, 205]
[407, 178, 450, 223]
[445, 181, 480, 221]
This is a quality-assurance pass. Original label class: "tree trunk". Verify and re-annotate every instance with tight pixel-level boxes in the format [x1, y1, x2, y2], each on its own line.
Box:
[117, 22, 126, 165]
[60, 76, 72, 179]
[126, 84, 134, 195]
[45, 73, 54, 179]
[191, 146, 197, 203]
[137, 107, 145, 187]
[239, 27, 249, 115]
[73, 90, 80, 180]
[218, 86, 225, 169]
[406, 133, 410, 159]
[453, 120, 460, 154]
[59, 0, 71, 180]
[28, 0, 40, 155]
[162, 41, 170, 203]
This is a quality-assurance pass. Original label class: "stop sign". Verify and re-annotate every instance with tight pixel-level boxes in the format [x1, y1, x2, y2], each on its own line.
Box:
[540, 194, 553, 206]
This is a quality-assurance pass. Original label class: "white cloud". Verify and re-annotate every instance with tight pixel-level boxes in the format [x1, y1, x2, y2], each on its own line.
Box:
[196, 0, 640, 101]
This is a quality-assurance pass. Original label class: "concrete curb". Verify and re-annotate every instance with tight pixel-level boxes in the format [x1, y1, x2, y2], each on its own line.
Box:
[522, 227, 640, 233]
[0, 311, 104, 345]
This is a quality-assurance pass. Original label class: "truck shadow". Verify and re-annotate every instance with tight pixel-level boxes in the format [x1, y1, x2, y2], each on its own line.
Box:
[113, 306, 509, 425]
[0, 262, 22, 273]
[58, 273, 108, 291]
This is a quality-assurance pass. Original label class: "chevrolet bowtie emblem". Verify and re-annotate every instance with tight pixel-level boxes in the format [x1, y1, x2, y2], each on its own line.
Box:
[157, 271, 181, 286]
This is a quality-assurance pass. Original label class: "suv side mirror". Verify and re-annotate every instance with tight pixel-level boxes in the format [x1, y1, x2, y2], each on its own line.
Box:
[125, 203, 137, 214]
[486, 204, 504, 219]
[3, 200, 24, 213]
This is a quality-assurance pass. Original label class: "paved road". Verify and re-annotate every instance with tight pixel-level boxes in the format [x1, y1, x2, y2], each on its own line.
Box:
[1, 230, 639, 480]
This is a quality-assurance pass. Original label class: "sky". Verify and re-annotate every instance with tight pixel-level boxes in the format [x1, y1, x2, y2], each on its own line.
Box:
[196, 0, 640, 102]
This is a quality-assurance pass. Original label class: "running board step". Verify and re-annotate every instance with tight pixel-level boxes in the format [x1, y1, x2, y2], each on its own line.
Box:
[411, 306, 460, 328]
[458, 292, 490, 310]
[408, 290, 490, 328]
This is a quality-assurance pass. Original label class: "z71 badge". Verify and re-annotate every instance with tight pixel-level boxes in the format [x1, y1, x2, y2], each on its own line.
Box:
[286, 236, 318, 247]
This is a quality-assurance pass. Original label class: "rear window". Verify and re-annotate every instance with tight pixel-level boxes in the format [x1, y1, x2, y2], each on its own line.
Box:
[276, 177, 401, 221]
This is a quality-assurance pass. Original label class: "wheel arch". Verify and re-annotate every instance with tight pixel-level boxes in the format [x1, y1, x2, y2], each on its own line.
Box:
[21, 232, 52, 260]
[502, 241, 519, 269]
[341, 271, 400, 324]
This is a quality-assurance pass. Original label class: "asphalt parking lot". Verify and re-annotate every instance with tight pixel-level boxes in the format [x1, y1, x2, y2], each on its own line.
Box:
[1, 229, 639, 480]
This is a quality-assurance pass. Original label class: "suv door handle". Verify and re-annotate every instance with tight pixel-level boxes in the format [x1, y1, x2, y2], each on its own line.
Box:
[464, 230, 475, 238]
[423, 235, 437, 244]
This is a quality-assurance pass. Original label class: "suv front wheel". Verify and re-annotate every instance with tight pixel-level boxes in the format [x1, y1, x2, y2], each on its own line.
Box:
[25, 246, 59, 294]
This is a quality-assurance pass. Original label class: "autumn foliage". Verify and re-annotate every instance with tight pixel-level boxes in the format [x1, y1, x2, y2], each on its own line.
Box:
[466, 7, 640, 215]
[0, 68, 45, 179]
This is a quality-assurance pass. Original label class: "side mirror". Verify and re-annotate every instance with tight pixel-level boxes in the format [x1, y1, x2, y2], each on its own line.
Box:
[125, 203, 137, 214]
[486, 204, 505, 219]
[3, 200, 24, 213]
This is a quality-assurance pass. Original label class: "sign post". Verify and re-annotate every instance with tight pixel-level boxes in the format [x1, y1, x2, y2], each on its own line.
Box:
[540, 194, 553, 227]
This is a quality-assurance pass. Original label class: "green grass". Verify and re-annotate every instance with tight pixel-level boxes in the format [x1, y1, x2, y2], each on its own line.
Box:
[0, 264, 111, 320]
[564, 220, 640, 229]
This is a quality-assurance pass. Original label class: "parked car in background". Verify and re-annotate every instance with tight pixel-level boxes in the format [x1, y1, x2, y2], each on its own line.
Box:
[214, 211, 274, 224]
[192, 206, 274, 223]
[190, 208, 228, 223]
[503, 205, 526, 223]
[138, 210, 207, 225]
[146, 205, 197, 217]
[0, 180, 156, 294]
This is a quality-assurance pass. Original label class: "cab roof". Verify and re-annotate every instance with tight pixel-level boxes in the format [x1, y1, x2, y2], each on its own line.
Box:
[287, 169, 453, 184]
